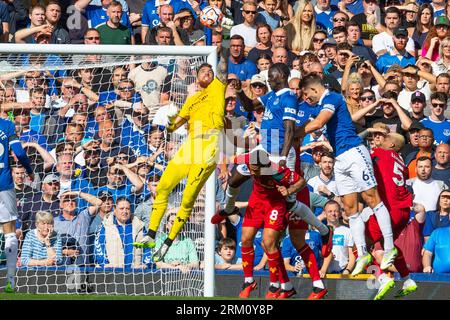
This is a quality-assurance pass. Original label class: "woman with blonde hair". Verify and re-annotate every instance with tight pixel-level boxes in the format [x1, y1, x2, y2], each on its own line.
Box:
[432, 36, 450, 75]
[343, 72, 364, 126]
[285, 0, 316, 55]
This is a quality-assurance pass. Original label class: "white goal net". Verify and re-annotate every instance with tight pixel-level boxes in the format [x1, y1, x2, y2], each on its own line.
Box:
[0, 44, 217, 296]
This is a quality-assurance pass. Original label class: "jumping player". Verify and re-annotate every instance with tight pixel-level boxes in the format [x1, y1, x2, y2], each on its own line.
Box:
[297, 74, 398, 275]
[0, 118, 34, 293]
[236, 149, 304, 299]
[367, 133, 419, 300]
[134, 63, 226, 262]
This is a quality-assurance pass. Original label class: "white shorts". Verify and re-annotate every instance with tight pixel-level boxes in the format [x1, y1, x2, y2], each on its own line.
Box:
[0, 189, 18, 223]
[334, 145, 377, 196]
[237, 144, 296, 176]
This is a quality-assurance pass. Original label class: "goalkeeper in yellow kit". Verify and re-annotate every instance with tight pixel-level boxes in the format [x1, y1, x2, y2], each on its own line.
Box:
[134, 63, 226, 262]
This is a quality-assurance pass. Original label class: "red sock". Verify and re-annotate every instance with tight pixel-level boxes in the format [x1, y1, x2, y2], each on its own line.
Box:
[241, 246, 255, 279]
[394, 247, 410, 278]
[266, 251, 281, 284]
[276, 252, 291, 284]
[299, 245, 321, 282]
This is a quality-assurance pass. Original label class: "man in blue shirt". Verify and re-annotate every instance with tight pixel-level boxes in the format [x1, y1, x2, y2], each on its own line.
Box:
[228, 35, 258, 89]
[0, 118, 34, 293]
[375, 27, 416, 74]
[297, 73, 398, 277]
[314, 0, 338, 36]
[420, 92, 450, 145]
[423, 226, 450, 273]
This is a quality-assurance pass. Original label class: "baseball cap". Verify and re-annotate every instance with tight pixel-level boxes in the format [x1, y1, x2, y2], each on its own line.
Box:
[43, 174, 60, 184]
[411, 91, 426, 104]
[250, 74, 266, 86]
[409, 121, 425, 132]
[322, 38, 337, 47]
[435, 16, 450, 27]
[393, 27, 408, 37]
[98, 190, 113, 201]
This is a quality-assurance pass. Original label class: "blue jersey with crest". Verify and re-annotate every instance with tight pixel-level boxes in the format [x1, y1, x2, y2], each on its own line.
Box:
[317, 90, 362, 156]
[258, 88, 298, 154]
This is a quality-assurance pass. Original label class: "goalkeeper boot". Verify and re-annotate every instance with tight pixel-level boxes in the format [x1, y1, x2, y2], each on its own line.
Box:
[380, 247, 398, 271]
[307, 287, 328, 300]
[211, 206, 240, 225]
[374, 275, 395, 300]
[351, 253, 373, 276]
[4, 281, 14, 294]
[395, 279, 418, 298]
[133, 235, 156, 249]
[152, 242, 172, 263]
[239, 281, 257, 298]
[321, 225, 334, 258]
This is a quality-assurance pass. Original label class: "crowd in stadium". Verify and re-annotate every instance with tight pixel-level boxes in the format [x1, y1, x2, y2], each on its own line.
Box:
[0, 0, 449, 297]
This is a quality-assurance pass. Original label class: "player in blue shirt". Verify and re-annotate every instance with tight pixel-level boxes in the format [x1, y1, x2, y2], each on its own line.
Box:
[296, 73, 398, 276]
[0, 119, 34, 293]
[212, 63, 298, 224]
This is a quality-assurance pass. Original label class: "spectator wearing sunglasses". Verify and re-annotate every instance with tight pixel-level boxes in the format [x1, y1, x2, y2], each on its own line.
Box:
[311, 30, 328, 53]
[230, 1, 258, 51]
[314, 0, 338, 36]
[420, 92, 450, 145]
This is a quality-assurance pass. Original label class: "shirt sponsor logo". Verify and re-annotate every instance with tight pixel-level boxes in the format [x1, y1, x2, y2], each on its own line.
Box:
[443, 129, 450, 136]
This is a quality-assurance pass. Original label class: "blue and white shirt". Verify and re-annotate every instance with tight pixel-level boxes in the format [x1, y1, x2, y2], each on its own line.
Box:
[85, 5, 132, 31]
[227, 57, 258, 82]
[0, 119, 33, 191]
[314, 5, 338, 36]
[316, 90, 362, 156]
[258, 88, 298, 154]
[420, 117, 450, 145]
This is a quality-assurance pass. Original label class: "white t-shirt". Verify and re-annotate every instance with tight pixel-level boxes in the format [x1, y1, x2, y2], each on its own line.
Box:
[128, 65, 167, 108]
[397, 83, 431, 112]
[409, 178, 445, 211]
[372, 32, 415, 56]
[307, 175, 338, 195]
[230, 23, 257, 48]
[328, 225, 354, 273]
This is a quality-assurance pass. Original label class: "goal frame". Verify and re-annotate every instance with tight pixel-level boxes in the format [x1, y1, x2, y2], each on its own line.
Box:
[0, 43, 218, 298]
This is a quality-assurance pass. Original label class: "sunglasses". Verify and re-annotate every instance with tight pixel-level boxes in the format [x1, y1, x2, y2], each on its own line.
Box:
[45, 181, 60, 186]
[432, 103, 446, 108]
[244, 10, 256, 14]
[313, 37, 325, 43]
[251, 83, 265, 88]
[333, 17, 347, 22]
[360, 95, 375, 101]
[318, 54, 326, 58]
[63, 198, 77, 203]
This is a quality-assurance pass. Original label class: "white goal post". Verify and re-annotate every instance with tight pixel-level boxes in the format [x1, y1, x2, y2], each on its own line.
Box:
[0, 43, 218, 297]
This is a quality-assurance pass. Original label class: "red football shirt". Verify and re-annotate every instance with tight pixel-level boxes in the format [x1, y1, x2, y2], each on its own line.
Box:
[371, 148, 413, 211]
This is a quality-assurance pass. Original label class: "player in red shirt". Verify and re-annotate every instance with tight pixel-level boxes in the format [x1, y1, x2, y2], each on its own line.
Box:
[366, 133, 419, 300]
[235, 149, 304, 299]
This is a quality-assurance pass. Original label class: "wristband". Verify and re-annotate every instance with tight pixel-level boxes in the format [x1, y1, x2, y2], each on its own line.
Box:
[279, 156, 287, 161]
[327, 192, 335, 200]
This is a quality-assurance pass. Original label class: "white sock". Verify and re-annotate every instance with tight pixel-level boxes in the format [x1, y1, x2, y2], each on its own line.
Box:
[244, 277, 254, 283]
[270, 282, 280, 288]
[291, 201, 329, 235]
[4, 233, 18, 287]
[403, 278, 416, 289]
[348, 213, 368, 257]
[313, 280, 325, 289]
[224, 186, 240, 214]
[281, 281, 293, 290]
[372, 202, 394, 252]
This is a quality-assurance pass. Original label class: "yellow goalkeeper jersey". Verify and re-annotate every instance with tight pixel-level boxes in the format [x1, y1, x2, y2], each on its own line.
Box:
[179, 77, 226, 137]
